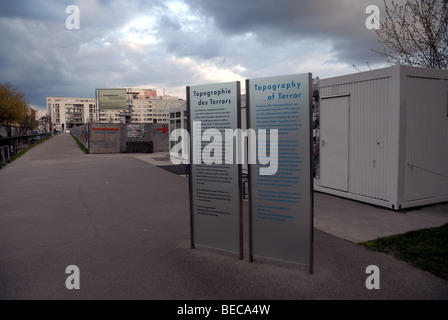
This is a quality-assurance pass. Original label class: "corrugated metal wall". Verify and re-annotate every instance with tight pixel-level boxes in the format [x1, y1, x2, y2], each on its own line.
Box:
[319, 76, 392, 201]
[404, 77, 448, 202]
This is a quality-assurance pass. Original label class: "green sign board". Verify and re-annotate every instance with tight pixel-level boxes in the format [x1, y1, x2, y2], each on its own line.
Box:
[98, 89, 127, 110]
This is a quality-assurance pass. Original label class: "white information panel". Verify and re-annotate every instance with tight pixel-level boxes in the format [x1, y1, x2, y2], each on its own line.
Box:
[247, 74, 313, 270]
[187, 82, 242, 257]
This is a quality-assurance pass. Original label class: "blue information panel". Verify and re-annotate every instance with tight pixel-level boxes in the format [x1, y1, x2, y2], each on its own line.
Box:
[247, 74, 313, 270]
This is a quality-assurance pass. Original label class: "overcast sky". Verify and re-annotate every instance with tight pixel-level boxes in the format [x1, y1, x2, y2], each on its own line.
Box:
[0, 0, 389, 110]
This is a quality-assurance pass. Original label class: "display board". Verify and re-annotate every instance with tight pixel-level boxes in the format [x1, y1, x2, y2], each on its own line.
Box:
[187, 82, 242, 257]
[246, 74, 313, 270]
[127, 124, 146, 138]
[98, 89, 127, 110]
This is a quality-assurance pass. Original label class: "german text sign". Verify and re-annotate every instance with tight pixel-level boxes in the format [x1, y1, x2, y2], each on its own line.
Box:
[247, 74, 313, 269]
[187, 82, 242, 256]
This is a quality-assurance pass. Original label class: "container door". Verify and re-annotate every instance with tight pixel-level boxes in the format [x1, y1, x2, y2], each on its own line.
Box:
[320, 96, 349, 191]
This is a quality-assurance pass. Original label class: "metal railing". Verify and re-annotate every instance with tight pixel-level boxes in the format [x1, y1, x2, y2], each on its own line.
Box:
[0, 145, 10, 166]
[0, 133, 53, 164]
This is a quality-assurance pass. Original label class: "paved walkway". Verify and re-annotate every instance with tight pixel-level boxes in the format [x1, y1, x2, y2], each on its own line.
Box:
[136, 153, 448, 243]
[0, 134, 446, 300]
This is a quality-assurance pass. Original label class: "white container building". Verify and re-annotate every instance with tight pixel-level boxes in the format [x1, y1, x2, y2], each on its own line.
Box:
[314, 65, 448, 210]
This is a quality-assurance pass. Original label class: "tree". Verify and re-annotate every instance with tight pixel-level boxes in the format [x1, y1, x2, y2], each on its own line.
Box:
[0, 83, 27, 137]
[21, 106, 37, 134]
[373, 0, 448, 69]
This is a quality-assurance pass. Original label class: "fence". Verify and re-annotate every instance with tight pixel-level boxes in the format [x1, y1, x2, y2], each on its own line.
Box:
[0, 133, 52, 165]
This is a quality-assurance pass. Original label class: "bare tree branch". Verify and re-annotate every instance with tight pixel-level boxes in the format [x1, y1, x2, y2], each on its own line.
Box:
[372, 0, 448, 69]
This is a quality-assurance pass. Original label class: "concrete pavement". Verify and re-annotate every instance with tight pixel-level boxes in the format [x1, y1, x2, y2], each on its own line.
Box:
[136, 152, 448, 243]
[0, 133, 446, 300]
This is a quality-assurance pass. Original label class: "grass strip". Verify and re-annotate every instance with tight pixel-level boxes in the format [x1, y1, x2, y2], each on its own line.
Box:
[71, 134, 88, 154]
[361, 223, 448, 280]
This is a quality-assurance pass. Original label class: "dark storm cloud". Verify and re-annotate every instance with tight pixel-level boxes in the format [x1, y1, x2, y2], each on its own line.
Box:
[155, 13, 222, 59]
[185, 0, 385, 64]
[0, 0, 68, 21]
[0, 0, 389, 108]
[0, 0, 172, 107]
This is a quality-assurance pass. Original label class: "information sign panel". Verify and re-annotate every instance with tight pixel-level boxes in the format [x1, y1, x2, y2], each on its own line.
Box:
[246, 74, 313, 269]
[187, 82, 242, 257]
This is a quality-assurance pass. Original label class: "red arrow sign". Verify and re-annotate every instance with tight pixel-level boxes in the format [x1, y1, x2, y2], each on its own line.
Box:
[157, 125, 168, 134]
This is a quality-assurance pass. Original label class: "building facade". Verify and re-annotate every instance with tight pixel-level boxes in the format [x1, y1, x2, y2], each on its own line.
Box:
[47, 97, 98, 132]
[314, 65, 448, 210]
[168, 106, 188, 157]
[98, 88, 186, 124]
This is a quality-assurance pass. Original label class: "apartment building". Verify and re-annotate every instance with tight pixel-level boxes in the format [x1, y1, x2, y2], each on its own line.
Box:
[46, 97, 98, 132]
[97, 88, 186, 124]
